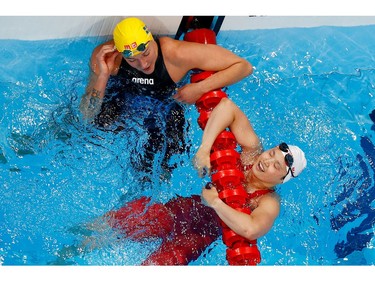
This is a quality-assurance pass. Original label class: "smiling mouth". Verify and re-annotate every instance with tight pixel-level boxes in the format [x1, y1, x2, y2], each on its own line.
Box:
[258, 161, 265, 172]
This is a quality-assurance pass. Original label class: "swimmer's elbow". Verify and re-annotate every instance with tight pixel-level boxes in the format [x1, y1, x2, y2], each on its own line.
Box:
[237, 58, 253, 77]
[242, 228, 260, 241]
[79, 93, 103, 121]
[79, 96, 92, 120]
[242, 223, 269, 241]
[244, 60, 253, 76]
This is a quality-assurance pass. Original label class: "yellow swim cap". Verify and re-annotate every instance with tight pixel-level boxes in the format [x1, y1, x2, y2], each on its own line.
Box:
[113, 17, 154, 56]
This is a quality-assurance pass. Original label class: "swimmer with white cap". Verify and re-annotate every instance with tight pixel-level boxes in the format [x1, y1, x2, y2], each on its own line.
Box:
[194, 97, 307, 241]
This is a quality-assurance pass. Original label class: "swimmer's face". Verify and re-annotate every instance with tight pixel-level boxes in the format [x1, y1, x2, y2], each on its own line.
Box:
[123, 40, 157, 75]
[251, 147, 288, 185]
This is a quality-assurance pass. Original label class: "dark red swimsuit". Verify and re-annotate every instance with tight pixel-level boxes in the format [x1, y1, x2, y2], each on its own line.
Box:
[107, 189, 274, 265]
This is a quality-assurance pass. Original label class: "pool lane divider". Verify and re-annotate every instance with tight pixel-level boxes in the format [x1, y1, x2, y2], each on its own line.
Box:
[184, 28, 261, 265]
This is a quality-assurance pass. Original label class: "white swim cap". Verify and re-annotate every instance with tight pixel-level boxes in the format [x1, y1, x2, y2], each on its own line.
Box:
[279, 143, 307, 183]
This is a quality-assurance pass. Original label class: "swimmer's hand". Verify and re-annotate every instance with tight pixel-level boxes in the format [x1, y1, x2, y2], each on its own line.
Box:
[173, 83, 204, 104]
[193, 145, 211, 178]
[93, 43, 120, 76]
[202, 183, 220, 208]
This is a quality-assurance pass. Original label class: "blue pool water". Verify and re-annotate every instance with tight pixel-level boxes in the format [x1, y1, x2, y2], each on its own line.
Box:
[1, 23, 375, 266]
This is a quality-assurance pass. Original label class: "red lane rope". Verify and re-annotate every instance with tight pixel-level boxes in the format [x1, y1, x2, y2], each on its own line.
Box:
[184, 28, 261, 265]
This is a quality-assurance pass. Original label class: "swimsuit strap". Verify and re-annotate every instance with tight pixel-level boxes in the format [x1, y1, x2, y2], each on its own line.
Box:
[248, 189, 274, 199]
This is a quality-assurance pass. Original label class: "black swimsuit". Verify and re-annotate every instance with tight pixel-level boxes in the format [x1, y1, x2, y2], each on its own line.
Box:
[95, 38, 184, 128]
[115, 39, 177, 100]
[94, 38, 188, 176]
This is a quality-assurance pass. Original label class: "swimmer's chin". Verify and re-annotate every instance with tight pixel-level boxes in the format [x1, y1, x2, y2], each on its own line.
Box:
[141, 65, 154, 74]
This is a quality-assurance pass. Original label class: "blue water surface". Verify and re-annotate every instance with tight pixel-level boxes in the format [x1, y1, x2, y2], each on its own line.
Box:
[1, 24, 375, 265]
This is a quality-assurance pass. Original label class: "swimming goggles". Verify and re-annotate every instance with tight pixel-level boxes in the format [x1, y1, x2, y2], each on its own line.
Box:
[122, 41, 150, 58]
[278, 142, 295, 178]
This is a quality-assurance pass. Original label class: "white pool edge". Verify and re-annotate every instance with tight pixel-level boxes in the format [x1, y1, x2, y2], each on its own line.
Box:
[1, 16, 375, 40]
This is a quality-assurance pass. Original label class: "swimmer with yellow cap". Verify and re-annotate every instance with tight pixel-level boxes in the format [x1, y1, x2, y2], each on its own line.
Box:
[80, 16, 253, 120]
[113, 17, 154, 58]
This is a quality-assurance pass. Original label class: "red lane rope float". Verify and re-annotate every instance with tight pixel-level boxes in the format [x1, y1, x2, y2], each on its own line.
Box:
[184, 28, 261, 265]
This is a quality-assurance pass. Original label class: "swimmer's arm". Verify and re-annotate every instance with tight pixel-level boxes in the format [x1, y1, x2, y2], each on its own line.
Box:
[171, 39, 252, 103]
[191, 44, 252, 99]
[198, 98, 260, 155]
[194, 98, 260, 176]
[79, 69, 107, 121]
[79, 41, 119, 121]
[203, 188, 279, 240]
